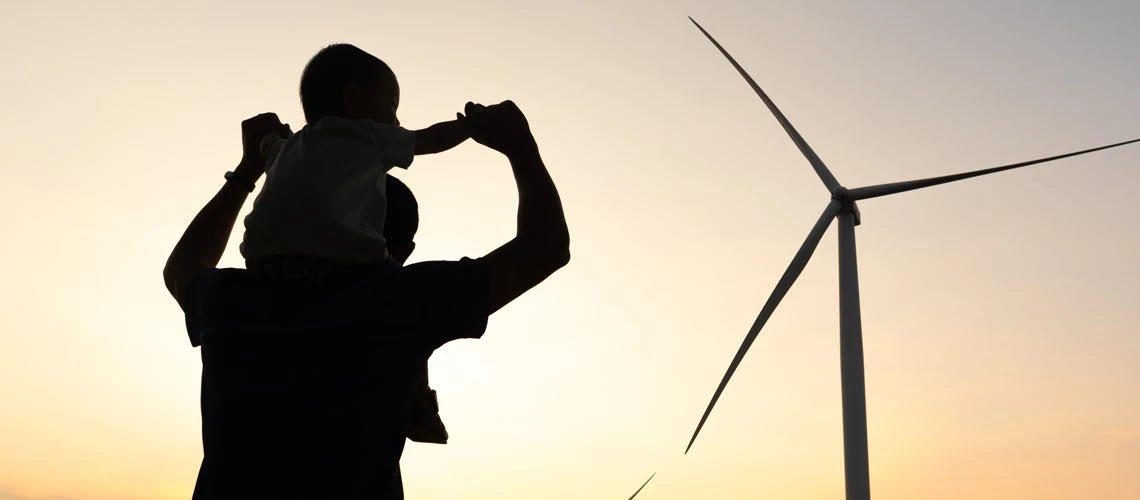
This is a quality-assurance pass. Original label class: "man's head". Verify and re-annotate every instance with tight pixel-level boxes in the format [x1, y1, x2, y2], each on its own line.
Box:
[383, 175, 418, 265]
[299, 43, 400, 126]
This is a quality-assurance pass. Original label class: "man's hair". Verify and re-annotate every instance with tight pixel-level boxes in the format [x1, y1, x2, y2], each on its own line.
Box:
[299, 43, 393, 124]
[383, 175, 419, 244]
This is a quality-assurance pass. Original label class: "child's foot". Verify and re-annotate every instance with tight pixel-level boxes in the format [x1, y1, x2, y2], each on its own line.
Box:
[406, 388, 449, 444]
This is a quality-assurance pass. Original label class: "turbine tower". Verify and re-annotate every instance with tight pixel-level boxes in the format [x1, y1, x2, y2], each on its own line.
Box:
[684, 16, 1140, 500]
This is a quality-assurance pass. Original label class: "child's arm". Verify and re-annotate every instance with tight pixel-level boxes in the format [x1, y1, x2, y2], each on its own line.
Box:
[413, 118, 469, 155]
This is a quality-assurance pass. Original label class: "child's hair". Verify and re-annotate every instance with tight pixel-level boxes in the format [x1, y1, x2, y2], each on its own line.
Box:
[299, 43, 394, 124]
[383, 175, 419, 245]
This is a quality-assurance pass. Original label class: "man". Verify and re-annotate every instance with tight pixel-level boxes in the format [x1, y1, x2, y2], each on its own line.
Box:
[163, 102, 570, 499]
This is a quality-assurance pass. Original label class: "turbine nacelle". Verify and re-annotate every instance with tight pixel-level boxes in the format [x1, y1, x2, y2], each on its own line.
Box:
[831, 186, 862, 226]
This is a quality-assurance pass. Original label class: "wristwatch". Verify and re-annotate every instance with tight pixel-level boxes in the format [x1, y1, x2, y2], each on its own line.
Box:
[224, 170, 256, 192]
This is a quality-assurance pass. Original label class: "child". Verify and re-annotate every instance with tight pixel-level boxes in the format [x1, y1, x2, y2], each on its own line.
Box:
[241, 43, 462, 443]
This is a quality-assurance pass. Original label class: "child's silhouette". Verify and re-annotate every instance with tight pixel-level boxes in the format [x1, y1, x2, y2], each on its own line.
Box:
[240, 44, 466, 443]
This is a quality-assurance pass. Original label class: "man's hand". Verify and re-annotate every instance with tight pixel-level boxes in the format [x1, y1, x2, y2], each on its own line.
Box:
[459, 101, 537, 157]
[238, 112, 291, 179]
[470, 100, 571, 314]
[164, 112, 289, 310]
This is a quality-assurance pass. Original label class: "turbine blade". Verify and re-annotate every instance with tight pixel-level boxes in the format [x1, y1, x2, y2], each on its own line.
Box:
[688, 16, 841, 193]
[849, 137, 1140, 201]
[629, 472, 656, 499]
[686, 200, 843, 454]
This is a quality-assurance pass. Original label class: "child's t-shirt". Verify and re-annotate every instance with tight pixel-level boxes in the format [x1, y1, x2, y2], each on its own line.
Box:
[241, 116, 415, 264]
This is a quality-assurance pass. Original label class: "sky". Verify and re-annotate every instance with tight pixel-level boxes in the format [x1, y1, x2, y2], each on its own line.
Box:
[1, 0, 1138, 498]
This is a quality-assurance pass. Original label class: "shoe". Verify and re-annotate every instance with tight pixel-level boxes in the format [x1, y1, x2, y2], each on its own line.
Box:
[406, 388, 449, 444]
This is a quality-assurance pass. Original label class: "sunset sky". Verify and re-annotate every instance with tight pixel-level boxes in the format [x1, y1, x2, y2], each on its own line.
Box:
[2, 1, 1139, 499]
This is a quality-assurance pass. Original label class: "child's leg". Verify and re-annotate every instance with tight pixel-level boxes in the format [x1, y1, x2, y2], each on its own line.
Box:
[406, 359, 449, 444]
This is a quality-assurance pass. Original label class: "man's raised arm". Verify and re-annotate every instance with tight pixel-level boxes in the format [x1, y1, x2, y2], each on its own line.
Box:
[163, 113, 289, 310]
[465, 101, 570, 314]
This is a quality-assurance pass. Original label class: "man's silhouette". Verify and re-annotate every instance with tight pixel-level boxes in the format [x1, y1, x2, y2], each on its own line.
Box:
[163, 102, 569, 499]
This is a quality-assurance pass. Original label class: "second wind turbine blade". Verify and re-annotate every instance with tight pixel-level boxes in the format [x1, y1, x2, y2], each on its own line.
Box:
[688, 16, 841, 193]
[849, 137, 1140, 201]
[629, 472, 656, 499]
[686, 200, 843, 454]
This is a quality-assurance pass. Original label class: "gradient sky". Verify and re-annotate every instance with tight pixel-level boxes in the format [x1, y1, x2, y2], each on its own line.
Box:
[2, 1, 1139, 499]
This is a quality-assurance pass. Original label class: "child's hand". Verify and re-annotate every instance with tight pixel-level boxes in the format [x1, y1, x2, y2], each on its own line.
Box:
[259, 124, 292, 161]
[460, 101, 535, 157]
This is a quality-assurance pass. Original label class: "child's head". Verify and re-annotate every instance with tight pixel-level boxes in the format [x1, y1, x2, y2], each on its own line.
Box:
[300, 44, 400, 125]
[382, 175, 418, 265]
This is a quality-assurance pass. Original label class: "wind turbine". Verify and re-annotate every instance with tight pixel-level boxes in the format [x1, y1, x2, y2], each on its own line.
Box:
[684, 16, 1140, 500]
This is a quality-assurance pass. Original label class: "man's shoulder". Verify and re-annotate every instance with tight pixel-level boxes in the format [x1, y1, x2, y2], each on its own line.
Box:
[189, 259, 487, 306]
[388, 257, 487, 292]
[315, 257, 491, 345]
[185, 258, 490, 348]
[384, 257, 491, 343]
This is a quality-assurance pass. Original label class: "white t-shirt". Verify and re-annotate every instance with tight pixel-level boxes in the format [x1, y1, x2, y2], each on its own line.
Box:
[241, 116, 415, 263]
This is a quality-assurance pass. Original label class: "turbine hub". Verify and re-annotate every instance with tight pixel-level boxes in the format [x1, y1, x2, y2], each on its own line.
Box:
[832, 186, 862, 226]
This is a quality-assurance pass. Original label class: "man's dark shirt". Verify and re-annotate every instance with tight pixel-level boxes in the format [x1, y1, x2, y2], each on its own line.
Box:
[183, 258, 490, 499]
